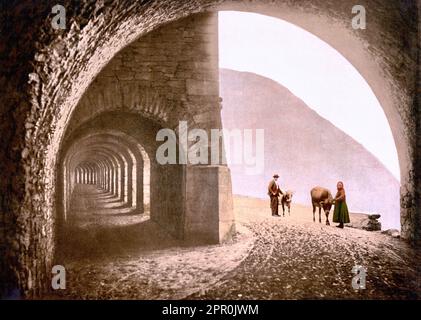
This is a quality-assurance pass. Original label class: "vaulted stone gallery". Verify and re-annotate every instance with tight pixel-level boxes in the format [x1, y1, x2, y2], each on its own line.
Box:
[0, 0, 419, 299]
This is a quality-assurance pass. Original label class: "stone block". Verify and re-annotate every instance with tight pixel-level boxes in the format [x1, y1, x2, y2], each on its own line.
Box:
[185, 165, 235, 244]
[186, 79, 218, 96]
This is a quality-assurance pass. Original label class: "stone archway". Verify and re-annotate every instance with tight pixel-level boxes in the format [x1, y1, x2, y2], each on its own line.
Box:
[61, 134, 144, 216]
[215, 4, 417, 238]
[0, 0, 419, 298]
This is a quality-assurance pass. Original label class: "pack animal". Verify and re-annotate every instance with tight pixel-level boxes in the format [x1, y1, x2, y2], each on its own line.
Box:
[280, 190, 294, 216]
[310, 186, 334, 225]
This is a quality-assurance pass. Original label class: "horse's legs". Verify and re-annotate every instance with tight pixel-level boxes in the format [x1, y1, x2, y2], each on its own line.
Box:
[319, 207, 322, 223]
[325, 211, 330, 226]
[312, 204, 316, 222]
[281, 201, 285, 216]
[288, 204, 290, 216]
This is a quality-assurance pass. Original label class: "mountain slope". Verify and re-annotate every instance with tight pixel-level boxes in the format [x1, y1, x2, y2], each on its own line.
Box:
[220, 68, 400, 230]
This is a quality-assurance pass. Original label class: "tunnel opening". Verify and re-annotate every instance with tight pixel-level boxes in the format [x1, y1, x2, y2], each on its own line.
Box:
[62, 130, 151, 219]
[218, 11, 401, 231]
[48, 8, 415, 296]
[45, 6, 414, 266]
[56, 111, 187, 261]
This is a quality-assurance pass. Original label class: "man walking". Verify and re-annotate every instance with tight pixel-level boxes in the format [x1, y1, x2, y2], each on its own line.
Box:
[268, 174, 283, 216]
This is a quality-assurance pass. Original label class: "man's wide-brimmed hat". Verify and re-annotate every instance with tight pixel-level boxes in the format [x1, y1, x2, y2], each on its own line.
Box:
[273, 174, 279, 178]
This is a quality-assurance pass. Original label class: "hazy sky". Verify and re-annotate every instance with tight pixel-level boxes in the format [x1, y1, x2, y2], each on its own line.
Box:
[218, 11, 400, 181]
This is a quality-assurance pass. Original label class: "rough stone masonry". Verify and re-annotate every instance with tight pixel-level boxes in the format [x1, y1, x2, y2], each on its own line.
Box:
[0, 0, 419, 299]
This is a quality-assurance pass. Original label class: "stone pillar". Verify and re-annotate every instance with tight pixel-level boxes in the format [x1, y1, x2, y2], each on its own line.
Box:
[106, 167, 110, 192]
[126, 162, 132, 206]
[185, 165, 235, 244]
[178, 13, 235, 243]
[136, 161, 144, 213]
[120, 163, 125, 202]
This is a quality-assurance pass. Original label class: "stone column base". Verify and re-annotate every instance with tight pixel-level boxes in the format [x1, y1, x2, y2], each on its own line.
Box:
[185, 165, 235, 244]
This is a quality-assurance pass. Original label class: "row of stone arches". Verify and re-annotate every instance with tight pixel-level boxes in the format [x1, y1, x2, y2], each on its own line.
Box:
[60, 130, 151, 223]
[0, 0, 418, 298]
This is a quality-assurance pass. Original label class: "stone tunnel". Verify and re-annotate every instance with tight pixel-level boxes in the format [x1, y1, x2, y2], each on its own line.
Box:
[56, 12, 235, 245]
[0, 0, 420, 298]
[60, 129, 151, 220]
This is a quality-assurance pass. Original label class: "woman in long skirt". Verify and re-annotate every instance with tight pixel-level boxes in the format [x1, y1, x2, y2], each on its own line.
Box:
[333, 181, 350, 228]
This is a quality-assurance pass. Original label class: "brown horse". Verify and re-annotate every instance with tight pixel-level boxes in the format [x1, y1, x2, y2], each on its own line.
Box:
[310, 186, 334, 225]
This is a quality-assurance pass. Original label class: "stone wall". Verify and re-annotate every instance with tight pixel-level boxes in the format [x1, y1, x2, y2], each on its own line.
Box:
[415, 0, 421, 252]
[0, 0, 419, 298]
[65, 13, 221, 137]
[63, 13, 232, 242]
